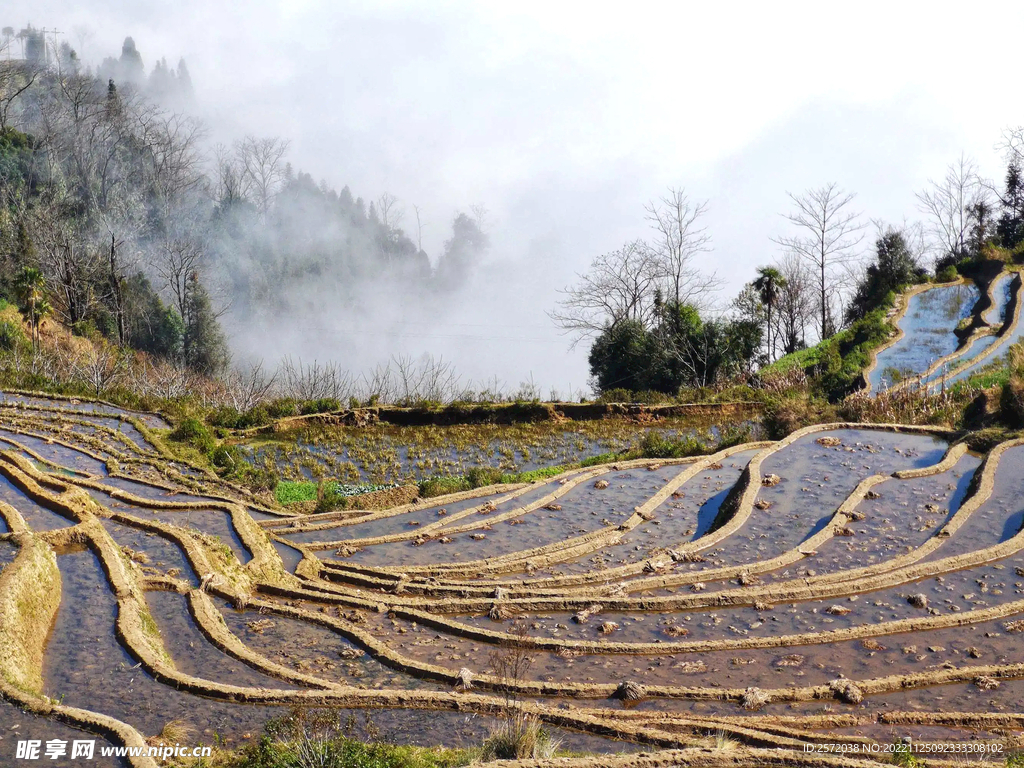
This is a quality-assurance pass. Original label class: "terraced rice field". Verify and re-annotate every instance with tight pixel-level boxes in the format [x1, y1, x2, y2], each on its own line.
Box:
[3, 393, 1024, 766]
[241, 420, 758, 484]
[870, 270, 1024, 395]
[869, 280, 979, 393]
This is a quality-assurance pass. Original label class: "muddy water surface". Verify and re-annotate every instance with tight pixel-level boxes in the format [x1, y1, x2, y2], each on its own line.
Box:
[43, 547, 280, 743]
[0, 476, 75, 531]
[341, 466, 707, 568]
[708, 430, 948, 567]
[0, 430, 109, 475]
[100, 519, 199, 585]
[871, 282, 979, 392]
[0, 698, 126, 768]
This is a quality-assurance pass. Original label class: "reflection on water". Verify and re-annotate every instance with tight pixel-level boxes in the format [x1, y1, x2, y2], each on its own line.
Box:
[872, 282, 979, 392]
[8, 388, 1024, 755]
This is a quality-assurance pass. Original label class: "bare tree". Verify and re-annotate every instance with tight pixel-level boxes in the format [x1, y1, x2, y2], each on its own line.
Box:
[278, 357, 352, 402]
[154, 233, 203, 325]
[95, 185, 147, 345]
[224, 360, 277, 412]
[1001, 127, 1024, 165]
[375, 192, 404, 262]
[550, 240, 660, 345]
[915, 154, 989, 266]
[390, 353, 461, 404]
[144, 112, 206, 202]
[773, 252, 815, 355]
[30, 199, 100, 327]
[773, 183, 864, 340]
[0, 59, 42, 131]
[213, 143, 246, 206]
[235, 135, 290, 220]
[644, 187, 719, 309]
[412, 204, 425, 252]
[72, 342, 129, 396]
[360, 361, 397, 404]
[71, 25, 93, 63]
[130, 357, 199, 400]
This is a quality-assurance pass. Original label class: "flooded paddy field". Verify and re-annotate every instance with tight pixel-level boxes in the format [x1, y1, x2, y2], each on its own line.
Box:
[5, 391, 1024, 765]
[870, 281, 979, 392]
[240, 417, 761, 484]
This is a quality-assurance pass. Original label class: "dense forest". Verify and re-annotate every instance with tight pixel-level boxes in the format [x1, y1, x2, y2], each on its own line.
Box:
[0, 26, 488, 390]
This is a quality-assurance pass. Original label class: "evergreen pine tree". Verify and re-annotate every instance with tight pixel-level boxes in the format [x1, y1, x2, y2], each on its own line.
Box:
[183, 276, 229, 375]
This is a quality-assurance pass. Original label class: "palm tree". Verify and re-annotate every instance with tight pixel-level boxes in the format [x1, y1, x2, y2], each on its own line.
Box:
[753, 266, 786, 363]
[14, 266, 47, 353]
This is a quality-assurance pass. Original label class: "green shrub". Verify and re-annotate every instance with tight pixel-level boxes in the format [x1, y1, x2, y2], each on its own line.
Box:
[639, 430, 709, 458]
[315, 480, 347, 512]
[936, 264, 958, 282]
[0, 320, 25, 351]
[596, 388, 670, 404]
[419, 475, 471, 498]
[501, 465, 566, 484]
[169, 417, 215, 453]
[211, 444, 245, 471]
[240, 405, 272, 428]
[265, 398, 300, 419]
[234, 466, 278, 493]
[71, 319, 99, 339]
[208, 406, 243, 429]
[465, 466, 503, 487]
[300, 397, 341, 415]
[580, 451, 622, 467]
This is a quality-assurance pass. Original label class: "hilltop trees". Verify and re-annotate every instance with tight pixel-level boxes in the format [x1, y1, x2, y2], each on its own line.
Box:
[773, 183, 864, 341]
[996, 157, 1024, 250]
[773, 254, 814, 355]
[587, 299, 762, 394]
[846, 228, 925, 324]
[916, 155, 990, 269]
[644, 188, 718, 309]
[557, 188, 762, 394]
[435, 211, 488, 289]
[550, 240, 660, 341]
[753, 266, 785, 362]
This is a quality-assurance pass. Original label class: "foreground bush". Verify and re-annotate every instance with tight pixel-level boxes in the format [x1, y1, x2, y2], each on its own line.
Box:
[199, 708, 473, 768]
[481, 715, 558, 761]
[170, 417, 215, 453]
[217, 734, 472, 768]
[0, 319, 26, 351]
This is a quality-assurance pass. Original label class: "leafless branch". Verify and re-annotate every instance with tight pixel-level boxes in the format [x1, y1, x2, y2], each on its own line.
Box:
[772, 183, 864, 340]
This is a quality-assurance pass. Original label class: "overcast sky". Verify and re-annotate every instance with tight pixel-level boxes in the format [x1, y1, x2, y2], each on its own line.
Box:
[7, 1, 1024, 394]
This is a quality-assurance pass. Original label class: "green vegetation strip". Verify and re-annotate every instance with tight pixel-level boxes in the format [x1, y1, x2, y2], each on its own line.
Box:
[276, 480, 400, 504]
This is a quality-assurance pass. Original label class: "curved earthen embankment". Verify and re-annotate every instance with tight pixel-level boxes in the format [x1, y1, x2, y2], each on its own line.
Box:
[861, 277, 972, 395]
[6, 395, 1024, 764]
[921, 270, 1024, 392]
[887, 270, 1017, 392]
[310, 424, 953, 601]
[247, 400, 764, 436]
[0, 528, 158, 768]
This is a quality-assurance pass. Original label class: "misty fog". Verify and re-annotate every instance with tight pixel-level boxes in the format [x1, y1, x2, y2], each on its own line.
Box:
[4, 1, 1023, 395]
